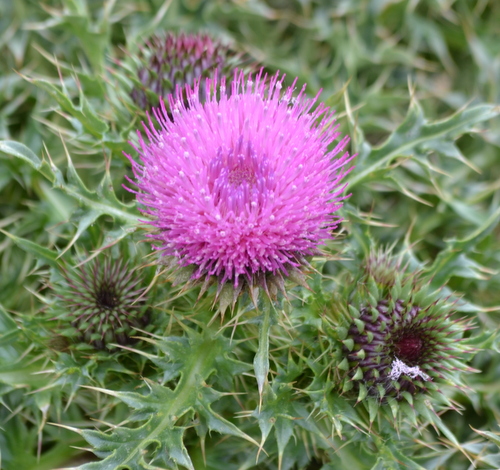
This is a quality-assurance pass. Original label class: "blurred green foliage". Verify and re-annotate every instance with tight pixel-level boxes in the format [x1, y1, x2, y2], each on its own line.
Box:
[0, 0, 499, 469]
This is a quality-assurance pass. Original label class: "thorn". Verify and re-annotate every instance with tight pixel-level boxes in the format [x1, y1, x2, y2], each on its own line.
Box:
[48, 422, 82, 434]
[256, 436, 266, 463]
[81, 385, 120, 397]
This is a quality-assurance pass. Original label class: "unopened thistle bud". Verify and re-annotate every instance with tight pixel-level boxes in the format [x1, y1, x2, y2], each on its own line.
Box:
[331, 250, 473, 411]
[53, 257, 150, 350]
[130, 32, 250, 109]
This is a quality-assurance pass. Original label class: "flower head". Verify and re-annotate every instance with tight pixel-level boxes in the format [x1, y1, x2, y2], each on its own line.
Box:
[126, 70, 353, 306]
[54, 257, 150, 350]
[333, 251, 473, 405]
[130, 32, 248, 109]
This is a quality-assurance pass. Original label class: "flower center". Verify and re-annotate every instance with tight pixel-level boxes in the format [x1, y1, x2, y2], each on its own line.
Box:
[96, 285, 119, 310]
[208, 137, 274, 215]
[228, 167, 257, 186]
[394, 334, 423, 363]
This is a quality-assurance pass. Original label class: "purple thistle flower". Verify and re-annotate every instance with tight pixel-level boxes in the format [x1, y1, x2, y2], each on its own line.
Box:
[126, 70, 354, 303]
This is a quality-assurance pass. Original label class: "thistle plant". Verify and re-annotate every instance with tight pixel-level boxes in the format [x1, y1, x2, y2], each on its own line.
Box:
[52, 256, 150, 350]
[1, 1, 500, 469]
[127, 70, 354, 308]
[129, 32, 250, 110]
[323, 250, 475, 426]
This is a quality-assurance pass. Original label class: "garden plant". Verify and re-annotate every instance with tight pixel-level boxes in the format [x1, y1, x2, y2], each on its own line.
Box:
[0, 0, 500, 469]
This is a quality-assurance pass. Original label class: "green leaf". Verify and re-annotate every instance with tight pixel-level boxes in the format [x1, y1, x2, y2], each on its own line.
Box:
[26, 77, 109, 137]
[425, 205, 500, 285]
[320, 390, 370, 436]
[472, 427, 500, 448]
[0, 140, 55, 181]
[0, 230, 59, 267]
[370, 442, 427, 470]
[59, 152, 138, 227]
[349, 102, 500, 189]
[58, 208, 101, 257]
[2, 139, 138, 250]
[253, 299, 278, 400]
[74, 329, 257, 469]
[414, 399, 460, 447]
[126, 0, 175, 48]
[196, 387, 258, 445]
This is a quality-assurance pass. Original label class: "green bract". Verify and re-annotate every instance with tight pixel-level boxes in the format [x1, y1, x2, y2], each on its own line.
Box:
[52, 256, 150, 349]
[325, 250, 475, 425]
[126, 32, 251, 110]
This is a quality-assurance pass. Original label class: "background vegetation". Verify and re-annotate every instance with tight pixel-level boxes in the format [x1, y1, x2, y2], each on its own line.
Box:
[0, 0, 499, 469]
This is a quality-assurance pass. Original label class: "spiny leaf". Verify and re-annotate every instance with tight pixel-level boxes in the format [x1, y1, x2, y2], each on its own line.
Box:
[1, 139, 139, 251]
[472, 427, 500, 448]
[0, 140, 55, 181]
[253, 382, 295, 451]
[80, 424, 193, 470]
[73, 330, 257, 469]
[62, 151, 137, 226]
[425, 204, 500, 285]
[0, 230, 59, 268]
[349, 102, 500, 189]
[24, 77, 109, 137]
[370, 442, 427, 470]
[253, 300, 278, 404]
[306, 377, 370, 437]
[196, 387, 259, 446]
[58, 208, 101, 258]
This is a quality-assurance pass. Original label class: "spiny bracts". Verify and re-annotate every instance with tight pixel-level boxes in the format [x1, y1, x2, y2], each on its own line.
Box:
[327, 250, 475, 420]
[130, 32, 248, 109]
[53, 256, 150, 350]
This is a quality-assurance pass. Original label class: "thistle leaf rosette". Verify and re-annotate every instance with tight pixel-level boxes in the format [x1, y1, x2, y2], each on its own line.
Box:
[129, 32, 250, 110]
[126, 70, 354, 309]
[325, 250, 475, 425]
[52, 256, 150, 350]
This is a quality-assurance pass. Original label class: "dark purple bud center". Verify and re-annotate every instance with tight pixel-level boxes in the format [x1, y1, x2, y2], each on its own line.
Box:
[394, 334, 423, 363]
[96, 285, 119, 310]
